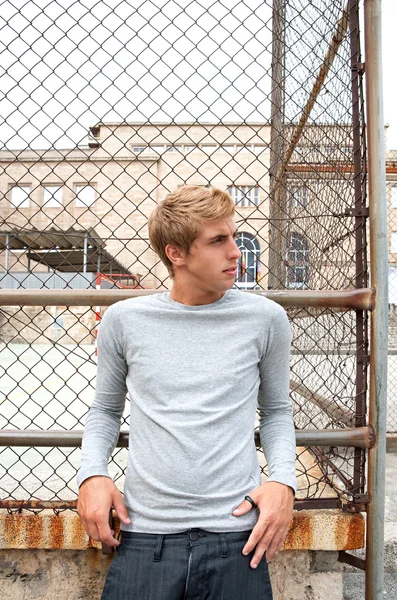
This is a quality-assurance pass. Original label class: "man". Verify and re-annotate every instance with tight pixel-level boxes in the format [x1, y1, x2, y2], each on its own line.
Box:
[77, 185, 297, 599]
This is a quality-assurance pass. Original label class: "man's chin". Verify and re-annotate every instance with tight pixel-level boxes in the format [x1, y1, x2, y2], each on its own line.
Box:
[215, 279, 236, 292]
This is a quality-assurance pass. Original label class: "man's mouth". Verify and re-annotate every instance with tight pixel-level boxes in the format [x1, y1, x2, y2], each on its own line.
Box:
[223, 267, 237, 276]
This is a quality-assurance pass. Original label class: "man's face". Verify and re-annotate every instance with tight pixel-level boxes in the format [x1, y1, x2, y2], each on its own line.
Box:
[175, 216, 242, 293]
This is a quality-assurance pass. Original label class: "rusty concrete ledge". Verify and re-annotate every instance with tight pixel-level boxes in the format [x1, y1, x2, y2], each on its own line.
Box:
[0, 509, 364, 552]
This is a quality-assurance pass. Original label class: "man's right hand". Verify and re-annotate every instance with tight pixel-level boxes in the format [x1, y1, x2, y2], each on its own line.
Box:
[77, 476, 131, 547]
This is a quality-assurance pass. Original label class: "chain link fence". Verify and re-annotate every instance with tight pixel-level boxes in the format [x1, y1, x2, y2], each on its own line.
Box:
[387, 171, 397, 433]
[0, 0, 369, 512]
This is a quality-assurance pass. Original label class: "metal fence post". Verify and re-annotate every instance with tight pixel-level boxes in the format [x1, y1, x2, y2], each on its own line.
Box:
[364, 0, 388, 598]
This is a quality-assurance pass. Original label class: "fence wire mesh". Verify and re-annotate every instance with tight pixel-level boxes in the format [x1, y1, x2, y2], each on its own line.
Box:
[387, 172, 397, 433]
[0, 0, 369, 511]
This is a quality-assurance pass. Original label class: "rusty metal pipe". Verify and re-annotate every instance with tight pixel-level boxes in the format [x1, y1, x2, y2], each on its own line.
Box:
[0, 499, 77, 510]
[0, 497, 341, 512]
[0, 427, 375, 449]
[364, 0, 388, 598]
[0, 288, 374, 310]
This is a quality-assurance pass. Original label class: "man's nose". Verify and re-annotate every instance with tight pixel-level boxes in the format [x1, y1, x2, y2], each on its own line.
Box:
[229, 239, 241, 259]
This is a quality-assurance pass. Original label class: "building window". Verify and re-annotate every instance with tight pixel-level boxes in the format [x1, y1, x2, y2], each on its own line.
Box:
[219, 145, 234, 154]
[254, 145, 267, 154]
[289, 186, 308, 208]
[201, 145, 216, 154]
[236, 145, 250, 153]
[235, 232, 260, 289]
[390, 186, 397, 208]
[76, 185, 96, 207]
[391, 232, 397, 253]
[227, 186, 259, 207]
[165, 145, 181, 153]
[132, 146, 146, 154]
[44, 186, 62, 208]
[149, 145, 164, 153]
[287, 233, 309, 288]
[11, 186, 30, 208]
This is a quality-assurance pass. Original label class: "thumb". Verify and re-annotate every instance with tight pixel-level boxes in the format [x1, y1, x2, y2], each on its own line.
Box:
[112, 490, 131, 524]
[232, 496, 256, 516]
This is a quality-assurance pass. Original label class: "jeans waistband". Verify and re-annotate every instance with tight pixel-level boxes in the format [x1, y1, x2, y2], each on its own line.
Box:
[120, 528, 252, 562]
[121, 528, 251, 544]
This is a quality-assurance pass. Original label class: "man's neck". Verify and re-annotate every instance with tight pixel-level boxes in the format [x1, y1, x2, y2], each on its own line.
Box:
[169, 284, 225, 307]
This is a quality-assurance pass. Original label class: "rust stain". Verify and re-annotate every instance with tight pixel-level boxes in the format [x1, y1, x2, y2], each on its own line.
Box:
[3, 513, 22, 546]
[49, 514, 65, 549]
[26, 515, 45, 548]
[283, 511, 314, 550]
[0, 510, 363, 552]
[71, 513, 90, 549]
[334, 513, 365, 550]
[343, 513, 365, 550]
[87, 547, 113, 571]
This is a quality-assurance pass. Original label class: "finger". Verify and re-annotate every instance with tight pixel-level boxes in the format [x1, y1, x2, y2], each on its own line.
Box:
[113, 491, 131, 525]
[242, 520, 270, 555]
[232, 496, 257, 516]
[78, 507, 92, 538]
[249, 538, 269, 569]
[265, 529, 288, 561]
[79, 514, 89, 536]
[97, 521, 120, 547]
[86, 521, 101, 542]
[249, 528, 279, 567]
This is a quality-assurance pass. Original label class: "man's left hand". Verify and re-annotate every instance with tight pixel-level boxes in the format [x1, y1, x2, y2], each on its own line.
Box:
[232, 481, 294, 568]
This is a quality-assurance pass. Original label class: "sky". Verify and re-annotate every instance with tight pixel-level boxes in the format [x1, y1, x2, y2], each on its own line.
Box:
[0, 0, 395, 150]
[381, 0, 396, 150]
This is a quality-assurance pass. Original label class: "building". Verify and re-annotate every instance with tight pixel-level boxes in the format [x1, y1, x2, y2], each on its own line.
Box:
[1, 121, 392, 342]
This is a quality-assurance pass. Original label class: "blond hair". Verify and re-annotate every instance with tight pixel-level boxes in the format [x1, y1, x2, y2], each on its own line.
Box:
[148, 186, 235, 279]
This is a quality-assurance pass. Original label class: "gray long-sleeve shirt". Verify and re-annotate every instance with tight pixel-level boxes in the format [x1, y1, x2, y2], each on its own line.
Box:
[77, 289, 297, 534]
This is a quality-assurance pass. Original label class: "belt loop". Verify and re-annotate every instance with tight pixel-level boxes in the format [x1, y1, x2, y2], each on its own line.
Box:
[153, 534, 164, 562]
[219, 533, 228, 558]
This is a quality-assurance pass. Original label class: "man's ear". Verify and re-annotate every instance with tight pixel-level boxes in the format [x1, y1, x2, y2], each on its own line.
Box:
[165, 244, 187, 271]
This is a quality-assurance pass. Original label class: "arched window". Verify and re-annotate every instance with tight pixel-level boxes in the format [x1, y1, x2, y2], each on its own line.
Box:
[235, 233, 260, 289]
[287, 233, 309, 288]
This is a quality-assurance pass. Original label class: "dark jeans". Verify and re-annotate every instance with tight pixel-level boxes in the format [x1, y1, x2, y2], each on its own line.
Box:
[101, 528, 273, 600]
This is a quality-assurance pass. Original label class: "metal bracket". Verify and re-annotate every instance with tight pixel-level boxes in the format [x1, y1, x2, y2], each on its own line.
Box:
[344, 207, 369, 217]
[338, 551, 366, 571]
[342, 493, 371, 513]
[357, 355, 370, 365]
[352, 62, 365, 73]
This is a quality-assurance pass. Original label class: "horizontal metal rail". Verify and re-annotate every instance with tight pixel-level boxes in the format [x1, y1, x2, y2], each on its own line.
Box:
[0, 427, 375, 449]
[0, 288, 374, 310]
[0, 497, 342, 511]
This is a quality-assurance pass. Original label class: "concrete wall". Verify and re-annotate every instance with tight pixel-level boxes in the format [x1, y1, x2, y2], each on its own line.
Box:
[0, 548, 344, 600]
[0, 509, 364, 600]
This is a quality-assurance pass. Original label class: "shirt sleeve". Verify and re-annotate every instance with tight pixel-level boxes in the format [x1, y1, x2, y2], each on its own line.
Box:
[257, 303, 297, 494]
[76, 301, 128, 488]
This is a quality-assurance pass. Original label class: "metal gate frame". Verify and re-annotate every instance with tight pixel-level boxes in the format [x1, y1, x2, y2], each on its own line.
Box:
[0, 0, 387, 598]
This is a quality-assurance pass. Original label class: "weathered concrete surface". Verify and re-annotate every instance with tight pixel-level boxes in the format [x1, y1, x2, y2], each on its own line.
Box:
[0, 509, 364, 600]
[343, 451, 397, 599]
[0, 509, 364, 552]
[0, 549, 111, 600]
[270, 550, 343, 600]
[0, 548, 343, 600]
[0, 511, 103, 550]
